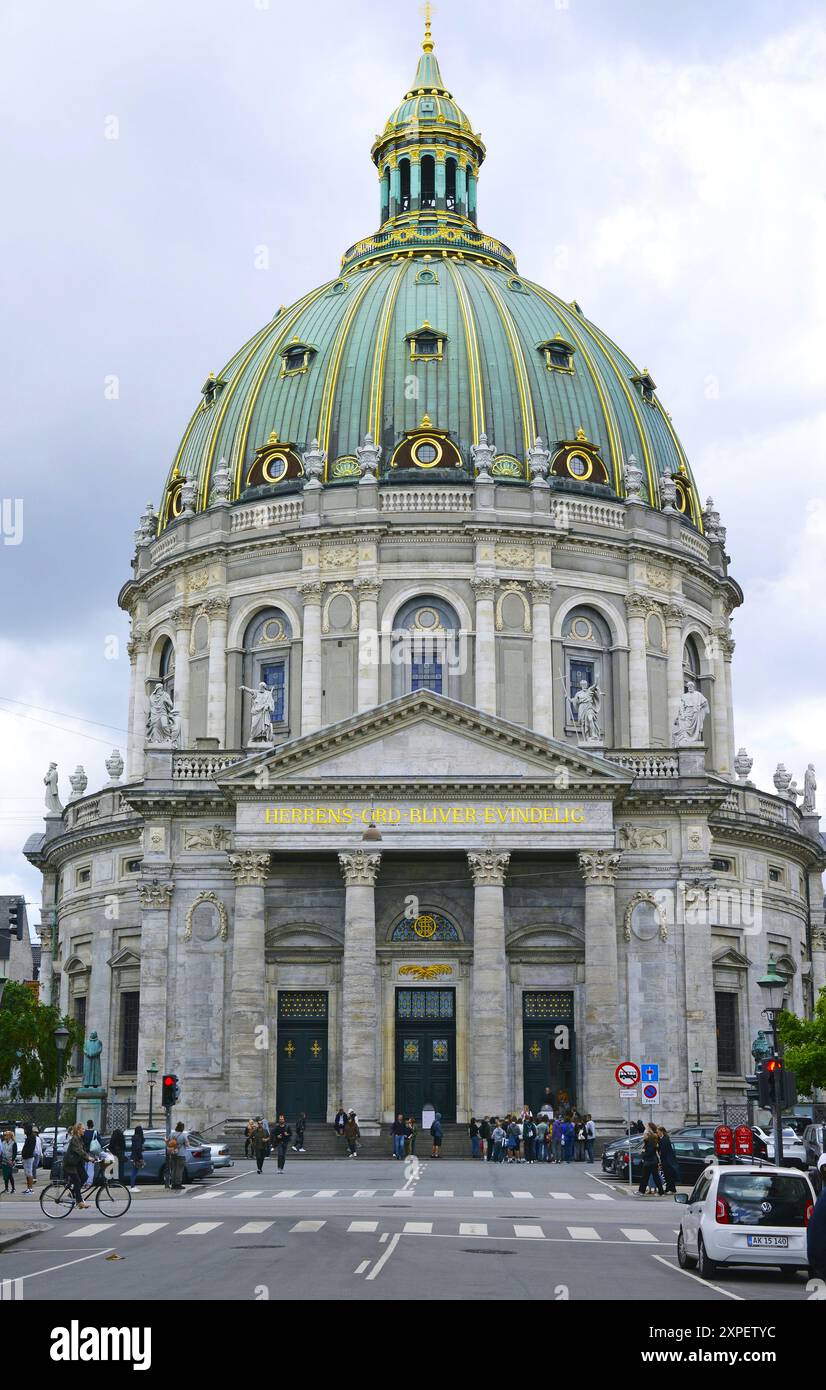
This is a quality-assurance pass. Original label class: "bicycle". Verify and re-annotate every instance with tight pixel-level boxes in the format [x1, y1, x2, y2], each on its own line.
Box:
[39, 1163, 132, 1220]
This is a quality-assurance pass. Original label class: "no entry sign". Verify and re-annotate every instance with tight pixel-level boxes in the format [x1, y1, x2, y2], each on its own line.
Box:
[615, 1061, 640, 1088]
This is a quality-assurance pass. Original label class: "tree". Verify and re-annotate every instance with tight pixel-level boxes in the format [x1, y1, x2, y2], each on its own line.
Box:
[777, 987, 826, 1095]
[0, 982, 82, 1099]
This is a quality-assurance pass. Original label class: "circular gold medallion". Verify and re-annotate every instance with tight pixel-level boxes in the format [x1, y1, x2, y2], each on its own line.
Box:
[413, 913, 438, 939]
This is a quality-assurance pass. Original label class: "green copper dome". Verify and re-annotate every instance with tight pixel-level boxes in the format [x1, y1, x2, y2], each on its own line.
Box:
[157, 21, 702, 531]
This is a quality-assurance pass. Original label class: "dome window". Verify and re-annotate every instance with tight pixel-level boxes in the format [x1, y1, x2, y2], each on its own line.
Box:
[415, 265, 439, 285]
[390, 416, 463, 471]
[507, 277, 529, 295]
[245, 432, 304, 490]
[280, 339, 316, 377]
[631, 369, 657, 405]
[539, 335, 575, 374]
[407, 321, 447, 361]
[200, 372, 226, 408]
[551, 430, 610, 486]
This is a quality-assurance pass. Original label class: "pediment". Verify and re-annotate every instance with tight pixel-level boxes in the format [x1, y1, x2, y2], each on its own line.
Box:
[108, 948, 141, 971]
[62, 954, 90, 976]
[219, 692, 632, 792]
[712, 946, 751, 970]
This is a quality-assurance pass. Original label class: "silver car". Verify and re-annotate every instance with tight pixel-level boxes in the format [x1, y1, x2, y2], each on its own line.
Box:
[188, 1132, 233, 1169]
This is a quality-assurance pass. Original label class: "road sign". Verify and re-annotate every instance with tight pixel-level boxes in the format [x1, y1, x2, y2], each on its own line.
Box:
[642, 1082, 660, 1105]
[640, 1062, 659, 1084]
[617, 1091, 638, 1103]
[615, 1061, 640, 1088]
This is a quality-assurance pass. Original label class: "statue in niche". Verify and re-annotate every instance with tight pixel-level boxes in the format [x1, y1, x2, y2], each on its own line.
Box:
[569, 679, 603, 744]
[672, 678, 709, 746]
[146, 684, 180, 745]
[241, 681, 275, 744]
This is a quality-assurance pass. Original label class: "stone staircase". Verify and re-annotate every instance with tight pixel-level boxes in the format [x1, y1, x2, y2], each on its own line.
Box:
[223, 1122, 471, 1160]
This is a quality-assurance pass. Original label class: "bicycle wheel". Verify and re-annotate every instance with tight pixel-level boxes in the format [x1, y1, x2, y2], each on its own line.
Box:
[40, 1182, 75, 1219]
[96, 1180, 132, 1218]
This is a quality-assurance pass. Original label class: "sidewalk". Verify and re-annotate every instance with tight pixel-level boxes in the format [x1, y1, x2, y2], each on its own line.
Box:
[0, 1220, 40, 1250]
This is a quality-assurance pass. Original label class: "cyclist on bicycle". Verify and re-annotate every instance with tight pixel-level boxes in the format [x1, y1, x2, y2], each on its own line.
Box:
[62, 1123, 92, 1208]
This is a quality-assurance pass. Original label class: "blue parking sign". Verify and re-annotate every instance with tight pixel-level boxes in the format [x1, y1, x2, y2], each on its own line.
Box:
[640, 1062, 659, 1083]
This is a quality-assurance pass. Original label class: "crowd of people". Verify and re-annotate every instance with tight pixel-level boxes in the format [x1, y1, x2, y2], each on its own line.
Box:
[468, 1107, 597, 1163]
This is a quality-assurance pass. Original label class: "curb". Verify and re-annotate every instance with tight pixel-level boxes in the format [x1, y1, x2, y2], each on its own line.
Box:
[0, 1223, 41, 1251]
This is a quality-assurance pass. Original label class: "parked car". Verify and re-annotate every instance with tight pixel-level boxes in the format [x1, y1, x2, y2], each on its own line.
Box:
[40, 1129, 69, 1168]
[615, 1135, 717, 1186]
[782, 1115, 811, 1138]
[670, 1125, 719, 1142]
[601, 1136, 633, 1173]
[187, 1132, 233, 1169]
[101, 1130, 213, 1184]
[676, 1164, 816, 1278]
[753, 1125, 807, 1170]
[802, 1123, 825, 1167]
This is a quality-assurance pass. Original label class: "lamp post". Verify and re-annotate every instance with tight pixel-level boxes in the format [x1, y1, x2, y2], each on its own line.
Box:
[757, 953, 786, 1167]
[147, 1061, 158, 1129]
[53, 1024, 70, 1172]
[691, 1060, 703, 1126]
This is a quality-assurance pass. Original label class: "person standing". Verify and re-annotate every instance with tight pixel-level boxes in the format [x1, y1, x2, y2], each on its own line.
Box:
[129, 1126, 145, 1189]
[479, 1116, 491, 1161]
[807, 1155, 826, 1280]
[334, 1105, 348, 1142]
[491, 1120, 505, 1163]
[584, 1115, 596, 1164]
[32, 1126, 43, 1182]
[637, 1124, 663, 1196]
[1, 1131, 17, 1193]
[430, 1112, 444, 1158]
[109, 1127, 127, 1182]
[574, 1116, 587, 1162]
[535, 1115, 548, 1163]
[551, 1114, 564, 1164]
[657, 1126, 679, 1194]
[81, 1119, 100, 1185]
[244, 1118, 255, 1159]
[171, 1121, 188, 1190]
[292, 1113, 307, 1154]
[21, 1124, 37, 1194]
[391, 1113, 407, 1160]
[523, 1114, 537, 1164]
[469, 1117, 480, 1160]
[344, 1111, 360, 1158]
[252, 1120, 268, 1174]
[272, 1114, 292, 1172]
[562, 1116, 575, 1163]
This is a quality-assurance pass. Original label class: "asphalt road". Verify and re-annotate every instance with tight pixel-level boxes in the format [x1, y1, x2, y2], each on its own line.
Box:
[0, 1158, 817, 1302]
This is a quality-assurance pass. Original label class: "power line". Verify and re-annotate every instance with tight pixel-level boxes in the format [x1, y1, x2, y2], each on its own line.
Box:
[0, 696, 127, 736]
[0, 706, 125, 748]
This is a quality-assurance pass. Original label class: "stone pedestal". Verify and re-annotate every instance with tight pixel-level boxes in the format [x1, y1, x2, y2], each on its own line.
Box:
[339, 850, 381, 1134]
[468, 849, 510, 1117]
[227, 851, 270, 1118]
[75, 1089, 106, 1132]
[578, 849, 623, 1126]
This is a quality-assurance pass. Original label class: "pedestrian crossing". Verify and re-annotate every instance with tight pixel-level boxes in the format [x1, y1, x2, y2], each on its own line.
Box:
[59, 1218, 669, 1244]
[191, 1187, 619, 1202]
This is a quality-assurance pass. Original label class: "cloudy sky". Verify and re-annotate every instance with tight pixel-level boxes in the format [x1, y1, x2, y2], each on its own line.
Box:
[2, 0, 825, 920]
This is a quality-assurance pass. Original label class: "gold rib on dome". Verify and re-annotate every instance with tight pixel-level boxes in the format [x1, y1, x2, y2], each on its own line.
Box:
[318, 264, 387, 466]
[446, 260, 485, 443]
[368, 261, 408, 438]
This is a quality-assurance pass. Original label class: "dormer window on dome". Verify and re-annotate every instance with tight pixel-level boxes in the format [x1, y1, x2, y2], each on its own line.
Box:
[280, 339, 316, 378]
[631, 369, 657, 405]
[407, 321, 447, 362]
[201, 372, 227, 407]
[552, 430, 610, 486]
[245, 432, 304, 490]
[539, 335, 576, 374]
[390, 416, 463, 471]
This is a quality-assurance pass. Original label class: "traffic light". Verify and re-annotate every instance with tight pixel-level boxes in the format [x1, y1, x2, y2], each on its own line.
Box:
[7, 897, 23, 941]
[757, 1057, 781, 1108]
[161, 1073, 180, 1108]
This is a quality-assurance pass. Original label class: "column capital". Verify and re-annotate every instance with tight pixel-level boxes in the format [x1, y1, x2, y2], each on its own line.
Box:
[171, 606, 193, 629]
[578, 848, 622, 885]
[206, 595, 230, 617]
[471, 577, 498, 602]
[624, 591, 651, 619]
[138, 880, 174, 909]
[811, 926, 826, 953]
[467, 849, 510, 886]
[339, 849, 382, 886]
[355, 576, 383, 600]
[227, 850, 270, 886]
[664, 603, 687, 628]
[529, 579, 555, 603]
[300, 581, 323, 605]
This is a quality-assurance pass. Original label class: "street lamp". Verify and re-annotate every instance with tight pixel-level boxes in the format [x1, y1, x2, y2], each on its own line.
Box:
[757, 953, 786, 1165]
[691, 1060, 703, 1126]
[53, 1024, 70, 1172]
[147, 1060, 159, 1128]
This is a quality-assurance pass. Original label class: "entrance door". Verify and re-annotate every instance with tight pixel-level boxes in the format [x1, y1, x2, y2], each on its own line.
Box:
[276, 991, 328, 1122]
[395, 987, 456, 1122]
[522, 991, 576, 1113]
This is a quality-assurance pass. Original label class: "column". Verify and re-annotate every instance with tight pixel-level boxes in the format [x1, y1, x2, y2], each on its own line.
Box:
[135, 880, 173, 1115]
[356, 578, 381, 713]
[206, 597, 229, 744]
[435, 152, 446, 203]
[530, 581, 553, 738]
[455, 160, 467, 215]
[468, 849, 510, 1117]
[468, 170, 478, 221]
[578, 849, 623, 1126]
[127, 626, 148, 779]
[38, 870, 58, 1007]
[389, 160, 400, 217]
[723, 632, 736, 773]
[339, 850, 382, 1130]
[380, 169, 390, 223]
[472, 578, 498, 715]
[664, 604, 686, 739]
[227, 850, 270, 1117]
[410, 155, 421, 209]
[681, 879, 718, 1121]
[811, 927, 826, 998]
[301, 582, 323, 733]
[711, 626, 731, 775]
[625, 593, 651, 748]
[171, 607, 192, 746]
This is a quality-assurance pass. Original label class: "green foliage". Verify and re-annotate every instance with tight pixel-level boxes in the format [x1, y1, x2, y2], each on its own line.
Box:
[777, 987, 826, 1095]
[0, 982, 81, 1099]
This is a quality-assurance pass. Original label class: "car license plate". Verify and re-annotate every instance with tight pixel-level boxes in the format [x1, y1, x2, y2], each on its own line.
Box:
[747, 1235, 788, 1247]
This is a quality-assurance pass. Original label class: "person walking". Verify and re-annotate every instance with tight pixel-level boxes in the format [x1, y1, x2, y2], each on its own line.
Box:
[637, 1124, 664, 1196]
[292, 1113, 307, 1154]
[1, 1131, 17, 1193]
[584, 1115, 596, 1164]
[430, 1112, 443, 1158]
[21, 1124, 37, 1194]
[344, 1111, 360, 1157]
[109, 1127, 127, 1182]
[63, 1124, 90, 1208]
[129, 1125, 145, 1189]
[657, 1126, 680, 1194]
[244, 1118, 255, 1159]
[405, 1116, 417, 1157]
[807, 1155, 826, 1281]
[391, 1113, 407, 1160]
[81, 1119, 101, 1185]
[271, 1114, 292, 1172]
[523, 1114, 537, 1164]
[479, 1116, 491, 1161]
[469, 1117, 480, 1160]
[252, 1119, 268, 1174]
[32, 1127, 43, 1182]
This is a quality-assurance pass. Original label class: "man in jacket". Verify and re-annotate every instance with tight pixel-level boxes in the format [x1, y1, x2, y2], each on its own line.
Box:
[807, 1154, 826, 1280]
[63, 1124, 91, 1208]
[344, 1112, 360, 1157]
[392, 1113, 407, 1160]
[292, 1113, 307, 1154]
[251, 1119, 269, 1174]
[479, 1117, 491, 1160]
[584, 1115, 597, 1164]
[430, 1112, 443, 1158]
[21, 1124, 37, 1194]
[271, 1115, 292, 1172]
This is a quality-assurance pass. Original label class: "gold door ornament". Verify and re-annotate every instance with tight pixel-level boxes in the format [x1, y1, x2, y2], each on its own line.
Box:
[398, 964, 453, 980]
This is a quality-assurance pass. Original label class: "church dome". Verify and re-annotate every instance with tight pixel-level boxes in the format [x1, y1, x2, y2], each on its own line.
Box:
[157, 20, 701, 532]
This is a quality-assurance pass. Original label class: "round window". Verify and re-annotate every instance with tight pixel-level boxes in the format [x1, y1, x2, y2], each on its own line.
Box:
[568, 453, 591, 479]
[412, 439, 442, 468]
[262, 452, 289, 484]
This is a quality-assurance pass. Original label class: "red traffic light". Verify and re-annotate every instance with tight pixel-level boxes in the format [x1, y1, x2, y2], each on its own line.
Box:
[163, 1075, 175, 1086]
[161, 1073, 179, 1106]
[765, 1058, 783, 1073]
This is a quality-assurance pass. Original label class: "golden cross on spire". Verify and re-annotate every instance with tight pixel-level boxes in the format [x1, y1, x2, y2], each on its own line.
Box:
[422, 0, 434, 52]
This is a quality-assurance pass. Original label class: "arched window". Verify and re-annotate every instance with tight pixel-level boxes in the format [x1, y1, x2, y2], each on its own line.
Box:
[420, 154, 436, 209]
[399, 158, 411, 213]
[683, 635, 701, 686]
[561, 606, 613, 744]
[242, 608, 293, 735]
[391, 596, 461, 699]
[158, 638, 175, 701]
[445, 157, 457, 211]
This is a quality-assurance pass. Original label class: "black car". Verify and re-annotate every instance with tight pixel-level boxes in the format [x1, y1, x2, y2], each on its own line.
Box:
[802, 1123, 825, 1166]
[615, 1135, 717, 1186]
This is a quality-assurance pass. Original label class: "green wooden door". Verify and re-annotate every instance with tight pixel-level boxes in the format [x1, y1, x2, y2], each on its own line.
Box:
[395, 988, 456, 1122]
[522, 991, 576, 1113]
[276, 991, 328, 1122]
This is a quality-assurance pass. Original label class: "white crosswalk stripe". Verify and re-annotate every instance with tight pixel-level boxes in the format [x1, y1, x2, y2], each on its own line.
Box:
[354, 1190, 377, 1198]
[459, 1222, 489, 1236]
[348, 1221, 379, 1232]
[122, 1223, 168, 1237]
[235, 1222, 274, 1234]
[64, 1225, 110, 1238]
[621, 1228, 658, 1242]
[313, 1190, 339, 1198]
[567, 1226, 601, 1240]
[473, 1190, 494, 1198]
[179, 1222, 222, 1236]
[290, 1220, 325, 1232]
[403, 1222, 433, 1234]
[510, 1191, 533, 1199]
[234, 1191, 263, 1199]
[587, 1193, 613, 1201]
[433, 1190, 454, 1197]
[272, 1190, 300, 1199]
[549, 1192, 574, 1200]
[513, 1224, 544, 1239]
